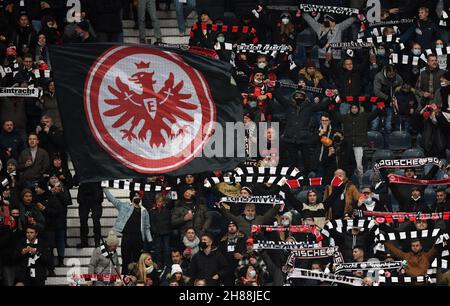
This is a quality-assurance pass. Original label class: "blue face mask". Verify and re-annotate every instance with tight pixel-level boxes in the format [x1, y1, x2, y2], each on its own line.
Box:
[412, 49, 422, 56]
[436, 44, 444, 49]
[376, 49, 386, 56]
[249, 270, 256, 278]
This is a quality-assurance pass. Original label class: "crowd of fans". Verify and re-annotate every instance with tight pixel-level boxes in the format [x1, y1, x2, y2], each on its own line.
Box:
[0, 0, 450, 287]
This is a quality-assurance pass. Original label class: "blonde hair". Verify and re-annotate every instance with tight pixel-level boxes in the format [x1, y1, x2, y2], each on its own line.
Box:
[137, 253, 156, 282]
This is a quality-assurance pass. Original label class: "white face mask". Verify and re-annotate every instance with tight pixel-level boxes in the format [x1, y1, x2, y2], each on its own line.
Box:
[217, 36, 225, 43]
[281, 220, 290, 226]
[257, 62, 267, 69]
[245, 215, 255, 221]
[281, 18, 290, 25]
[254, 78, 263, 85]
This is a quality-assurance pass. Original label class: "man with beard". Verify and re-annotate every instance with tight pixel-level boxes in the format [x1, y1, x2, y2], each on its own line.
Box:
[384, 238, 438, 278]
[218, 221, 246, 285]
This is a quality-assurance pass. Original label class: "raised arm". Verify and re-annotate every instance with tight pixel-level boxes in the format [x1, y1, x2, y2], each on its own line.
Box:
[103, 188, 124, 211]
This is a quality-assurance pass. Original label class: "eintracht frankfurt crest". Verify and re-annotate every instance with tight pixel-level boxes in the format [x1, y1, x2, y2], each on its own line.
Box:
[84, 46, 216, 173]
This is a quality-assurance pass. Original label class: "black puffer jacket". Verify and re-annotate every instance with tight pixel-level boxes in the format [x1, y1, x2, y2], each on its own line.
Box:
[277, 92, 330, 144]
[332, 107, 381, 147]
[149, 206, 172, 236]
[190, 247, 229, 286]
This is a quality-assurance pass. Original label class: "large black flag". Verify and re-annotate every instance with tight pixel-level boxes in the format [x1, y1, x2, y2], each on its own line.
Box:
[49, 44, 244, 182]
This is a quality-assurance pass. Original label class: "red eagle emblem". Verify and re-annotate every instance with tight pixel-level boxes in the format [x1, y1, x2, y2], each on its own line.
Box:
[104, 61, 197, 147]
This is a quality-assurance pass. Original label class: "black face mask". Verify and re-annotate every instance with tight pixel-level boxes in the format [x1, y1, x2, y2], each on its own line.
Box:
[323, 20, 330, 28]
[7, 55, 15, 61]
[199, 241, 208, 250]
[133, 198, 141, 205]
[295, 96, 305, 104]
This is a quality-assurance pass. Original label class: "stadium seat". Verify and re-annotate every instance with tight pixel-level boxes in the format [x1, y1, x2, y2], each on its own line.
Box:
[367, 131, 384, 149]
[372, 149, 395, 165]
[387, 131, 412, 151]
[401, 148, 425, 158]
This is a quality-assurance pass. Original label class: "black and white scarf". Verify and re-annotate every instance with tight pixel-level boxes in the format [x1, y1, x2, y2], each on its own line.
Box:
[356, 34, 405, 49]
[283, 246, 343, 272]
[328, 41, 374, 50]
[334, 261, 404, 274]
[321, 219, 376, 238]
[101, 180, 171, 191]
[26, 239, 41, 278]
[236, 43, 291, 55]
[373, 157, 443, 171]
[375, 228, 441, 242]
[0, 87, 43, 98]
[390, 53, 427, 66]
[298, 4, 359, 16]
[253, 240, 317, 250]
[221, 195, 283, 205]
[287, 268, 363, 286]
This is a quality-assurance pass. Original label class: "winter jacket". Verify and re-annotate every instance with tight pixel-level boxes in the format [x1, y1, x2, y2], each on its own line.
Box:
[385, 242, 438, 277]
[323, 180, 360, 220]
[373, 69, 403, 104]
[332, 108, 381, 147]
[278, 93, 330, 145]
[149, 206, 172, 236]
[17, 147, 50, 181]
[171, 197, 210, 235]
[19, 202, 45, 232]
[35, 191, 64, 231]
[415, 67, 445, 106]
[37, 126, 65, 162]
[104, 189, 152, 242]
[41, 91, 62, 129]
[14, 237, 50, 284]
[303, 13, 356, 59]
[190, 247, 229, 286]
[0, 130, 25, 164]
[88, 246, 120, 286]
[219, 205, 280, 237]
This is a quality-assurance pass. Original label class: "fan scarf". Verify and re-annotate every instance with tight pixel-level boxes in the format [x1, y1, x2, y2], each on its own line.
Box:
[252, 240, 317, 250]
[71, 274, 122, 281]
[390, 53, 427, 66]
[334, 261, 404, 274]
[191, 23, 256, 35]
[26, 239, 41, 278]
[375, 228, 441, 242]
[298, 4, 359, 16]
[373, 157, 443, 171]
[353, 210, 450, 224]
[321, 219, 376, 238]
[251, 224, 323, 242]
[220, 195, 283, 205]
[101, 180, 171, 191]
[328, 42, 374, 50]
[425, 46, 450, 56]
[0, 87, 43, 98]
[236, 44, 291, 54]
[283, 246, 343, 273]
[387, 174, 450, 186]
[287, 268, 364, 286]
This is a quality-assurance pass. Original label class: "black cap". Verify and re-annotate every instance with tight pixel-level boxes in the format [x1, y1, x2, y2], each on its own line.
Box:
[228, 220, 239, 228]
